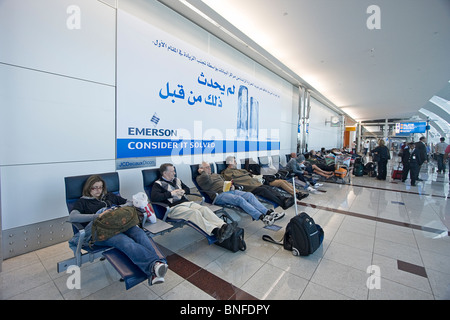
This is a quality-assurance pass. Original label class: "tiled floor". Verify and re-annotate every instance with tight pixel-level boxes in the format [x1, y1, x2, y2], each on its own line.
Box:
[1, 159, 449, 300]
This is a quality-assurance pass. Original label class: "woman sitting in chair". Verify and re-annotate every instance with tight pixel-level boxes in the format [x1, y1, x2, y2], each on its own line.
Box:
[68, 175, 168, 285]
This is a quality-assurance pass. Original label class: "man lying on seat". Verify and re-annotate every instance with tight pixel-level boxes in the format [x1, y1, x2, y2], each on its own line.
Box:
[68, 175, 168, 286]
[221, 156, 294, 210]
[196, 161, 284, 226]
[151, 163, 236, 243]
[286, 153, 324, 193]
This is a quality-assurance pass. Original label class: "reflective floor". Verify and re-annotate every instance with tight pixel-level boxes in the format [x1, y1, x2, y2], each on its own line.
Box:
[1, 158, 449, 300]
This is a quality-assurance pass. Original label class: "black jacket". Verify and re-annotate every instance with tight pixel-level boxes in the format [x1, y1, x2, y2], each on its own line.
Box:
[150, 177, 191, 207]
[372, 146, 390, 161]
[415, 141, 427, 165]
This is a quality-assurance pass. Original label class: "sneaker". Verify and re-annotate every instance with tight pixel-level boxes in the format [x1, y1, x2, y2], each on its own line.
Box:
[269, 211, 285, 221]
[307, 186, 319, 194]
[313, 183, 323, 189]
[150, 276, 165, 285]
[262, 214, 275, 226]
[217, 223, 235, 242]
[149, 262, 168, 285]
[154, 262, 168, 278]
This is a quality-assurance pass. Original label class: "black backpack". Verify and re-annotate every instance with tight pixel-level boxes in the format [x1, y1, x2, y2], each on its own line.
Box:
[353, 162, 364, 176]
[364, 162, 377, 177]
[263, 212, 324, 256]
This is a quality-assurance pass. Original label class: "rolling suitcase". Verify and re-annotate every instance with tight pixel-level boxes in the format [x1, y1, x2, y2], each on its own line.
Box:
[391, 163, 403, 180]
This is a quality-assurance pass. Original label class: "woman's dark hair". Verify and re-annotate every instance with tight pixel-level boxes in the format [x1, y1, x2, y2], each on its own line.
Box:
[82, 175, 107, 197]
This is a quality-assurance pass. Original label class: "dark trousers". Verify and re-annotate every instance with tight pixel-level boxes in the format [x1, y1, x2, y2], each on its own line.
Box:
[377, 159, 388, 180]
[401, 162, 410, 182]
[402, 161, 419, 185]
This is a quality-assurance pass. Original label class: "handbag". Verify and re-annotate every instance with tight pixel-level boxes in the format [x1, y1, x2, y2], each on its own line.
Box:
[90, 206, 140, 246]
[215, 227, 246, 252]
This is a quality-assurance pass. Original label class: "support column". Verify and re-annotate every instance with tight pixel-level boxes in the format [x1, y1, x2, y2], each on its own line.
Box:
[0, 167, 2, 272]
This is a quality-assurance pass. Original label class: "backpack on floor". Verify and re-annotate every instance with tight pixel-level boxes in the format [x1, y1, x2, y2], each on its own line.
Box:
[353, 162, 364, 176]
[215, 227, 246, 252]
[364, 162, 377, 177]
[262, 212, 324, 256]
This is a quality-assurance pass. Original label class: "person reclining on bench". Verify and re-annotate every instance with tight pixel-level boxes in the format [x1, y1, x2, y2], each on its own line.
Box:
[68, 175, 168, 286]
[286, 153, 325, 193]
[221, 156, 295, 209]
[151, 163, 236, 243]
[196, 161, 285, 226]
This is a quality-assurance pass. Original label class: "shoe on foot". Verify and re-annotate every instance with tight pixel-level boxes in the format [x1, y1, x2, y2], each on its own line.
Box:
[307, 186, 318, 194]
[296, 192, 309, 200]
[262, 214, 275, 226]
[150, 276, 165, 285]
[269, 211, 285, 221]
[154, 262, 168, 278]
[217, 223, 234, 242]
[313, 183, 323, 188]
[149, 261, 168, 286]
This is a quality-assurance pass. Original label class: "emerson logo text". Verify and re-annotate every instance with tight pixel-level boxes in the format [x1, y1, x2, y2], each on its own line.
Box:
[128, 127, 178, 137]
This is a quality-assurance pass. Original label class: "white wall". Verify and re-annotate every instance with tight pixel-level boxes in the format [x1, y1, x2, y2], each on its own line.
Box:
[0, 0, 298, 232]
[308, 97, 342, 151]
[0, 0, 116, 231]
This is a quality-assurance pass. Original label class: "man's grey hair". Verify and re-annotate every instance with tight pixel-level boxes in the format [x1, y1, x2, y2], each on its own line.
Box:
[225, 156, 235, 164]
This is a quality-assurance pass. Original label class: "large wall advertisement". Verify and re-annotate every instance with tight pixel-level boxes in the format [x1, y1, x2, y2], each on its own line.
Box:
[116, 10, 281, 164]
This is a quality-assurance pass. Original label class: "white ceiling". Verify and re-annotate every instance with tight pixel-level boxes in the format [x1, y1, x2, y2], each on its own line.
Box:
[159, 0, 450, 123]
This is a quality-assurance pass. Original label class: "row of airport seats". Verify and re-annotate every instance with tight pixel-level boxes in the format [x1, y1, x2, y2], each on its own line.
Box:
[56, 155, 290, 290]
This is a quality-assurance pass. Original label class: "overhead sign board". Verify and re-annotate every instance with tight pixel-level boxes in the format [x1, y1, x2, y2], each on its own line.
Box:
[394, 122, 427, 135]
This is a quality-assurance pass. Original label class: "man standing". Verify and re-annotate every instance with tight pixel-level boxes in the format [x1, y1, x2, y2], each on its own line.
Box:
[435, 137, 448, 174]
[415, 136, 427, 181]
[404, 142, 421, 186]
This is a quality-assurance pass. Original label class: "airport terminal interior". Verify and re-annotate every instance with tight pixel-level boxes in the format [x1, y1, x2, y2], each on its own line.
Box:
[1, 156, 449, 300]
[1, 0, 449, 302]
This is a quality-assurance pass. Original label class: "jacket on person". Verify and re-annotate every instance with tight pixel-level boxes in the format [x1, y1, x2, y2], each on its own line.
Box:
[408, 147, 421, 164]
[286, 157, 306, 176]
[150, 177, 191, 207]
[196, 172, 225, 200]
[69, 193, 129, 225]
[221, 167, 261, 192]
[371, 146, 390, 161]
[415, 141, 427, 165]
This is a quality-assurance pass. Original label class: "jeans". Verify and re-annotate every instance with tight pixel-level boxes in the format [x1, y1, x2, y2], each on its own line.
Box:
[96, 226, 166, 278]
[215, 190, 268, 220]
[436, 154, 445, 172]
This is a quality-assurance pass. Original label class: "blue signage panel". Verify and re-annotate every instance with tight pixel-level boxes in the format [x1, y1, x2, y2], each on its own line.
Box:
[395, 122, 427, 134]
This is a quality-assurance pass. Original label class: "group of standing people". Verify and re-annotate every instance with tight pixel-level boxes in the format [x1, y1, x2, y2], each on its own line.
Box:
[370, 136, 449, 186]
[399, 137, 427, 186]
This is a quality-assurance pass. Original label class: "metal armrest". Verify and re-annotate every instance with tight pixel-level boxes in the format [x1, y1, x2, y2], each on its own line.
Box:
[151, 201, 171, 221]
[186, 193, 205, 204]
[69, 222, 86, 267]
[197, 189, 220, 205]
[75, 229, 85, 266]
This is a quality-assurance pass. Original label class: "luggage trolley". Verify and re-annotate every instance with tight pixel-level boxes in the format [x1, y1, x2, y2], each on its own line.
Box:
[335, 155, 352, 183]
